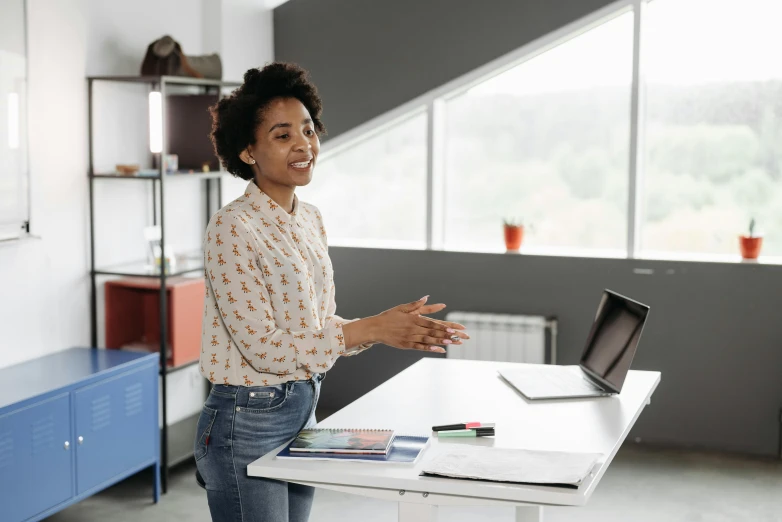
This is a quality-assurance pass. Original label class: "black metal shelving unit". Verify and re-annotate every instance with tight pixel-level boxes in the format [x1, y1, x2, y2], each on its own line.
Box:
[87, 75, 241, 493]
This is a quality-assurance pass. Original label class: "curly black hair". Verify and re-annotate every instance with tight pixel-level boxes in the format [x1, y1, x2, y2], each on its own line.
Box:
[210, 62, 325, 181]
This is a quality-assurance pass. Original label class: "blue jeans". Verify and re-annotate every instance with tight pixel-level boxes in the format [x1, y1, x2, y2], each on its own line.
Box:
[194, 375, 323, 522]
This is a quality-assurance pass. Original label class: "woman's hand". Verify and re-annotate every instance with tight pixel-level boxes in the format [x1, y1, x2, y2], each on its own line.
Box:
[401, 298, 469, 347]
[358, 296, 470, 353]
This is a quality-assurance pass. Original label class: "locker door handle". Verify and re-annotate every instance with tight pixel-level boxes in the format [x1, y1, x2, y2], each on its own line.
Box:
[64, 441, 70, 450]
[78, 436, 84, 445]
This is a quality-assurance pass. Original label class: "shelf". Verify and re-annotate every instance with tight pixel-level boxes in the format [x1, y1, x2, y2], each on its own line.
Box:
[88, 72, 224, 490]
[94, 255, 204, 278]
[113, 348, 199, 373]
[88, 75, 242, 88]
[91, 171, 230, 181]
[161, 359, 200, 374]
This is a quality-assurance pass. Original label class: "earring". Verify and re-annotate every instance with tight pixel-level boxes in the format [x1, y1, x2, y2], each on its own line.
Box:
[250, 159, 256, 164]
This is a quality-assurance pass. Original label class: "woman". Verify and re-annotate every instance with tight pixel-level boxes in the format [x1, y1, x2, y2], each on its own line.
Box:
[194, 62, 469, 522]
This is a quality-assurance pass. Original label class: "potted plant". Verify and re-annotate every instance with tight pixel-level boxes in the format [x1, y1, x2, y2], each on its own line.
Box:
[739, 218, 762, 259]
[503, 218, 525, 252]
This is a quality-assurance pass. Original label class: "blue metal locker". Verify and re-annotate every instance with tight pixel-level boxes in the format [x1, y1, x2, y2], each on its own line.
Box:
[73, 365, 158, 495]
[0, 394, 73, 522]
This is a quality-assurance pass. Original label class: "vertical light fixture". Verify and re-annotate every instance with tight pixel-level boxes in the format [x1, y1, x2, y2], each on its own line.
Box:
[8, 93, 19, 150]
[148, 91, 163, 153]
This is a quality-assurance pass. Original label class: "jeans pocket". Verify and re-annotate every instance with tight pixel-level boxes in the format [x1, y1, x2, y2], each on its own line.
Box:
[241, 384, 289, 413]
[194, 406, 218, 462]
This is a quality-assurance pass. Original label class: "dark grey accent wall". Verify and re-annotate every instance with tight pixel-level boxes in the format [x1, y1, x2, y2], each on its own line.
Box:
[323, 247, 782, 458]
[274, 0, 618, 139]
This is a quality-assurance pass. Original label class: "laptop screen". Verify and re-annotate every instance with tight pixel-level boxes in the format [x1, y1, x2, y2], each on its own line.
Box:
[579, 291, 649, 393]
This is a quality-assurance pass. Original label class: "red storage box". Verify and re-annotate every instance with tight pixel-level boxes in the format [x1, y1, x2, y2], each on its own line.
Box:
[104, 277, 205, 368]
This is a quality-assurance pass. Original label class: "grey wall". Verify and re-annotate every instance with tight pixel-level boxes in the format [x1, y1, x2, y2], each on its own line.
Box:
[324, 247, 782, 458]
[274, 0, 618, 139]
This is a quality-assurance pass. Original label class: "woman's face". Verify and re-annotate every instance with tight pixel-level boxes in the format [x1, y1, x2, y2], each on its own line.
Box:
[243, 97, 320, 189]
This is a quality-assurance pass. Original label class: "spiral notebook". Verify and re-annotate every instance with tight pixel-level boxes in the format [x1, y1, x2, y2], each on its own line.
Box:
[278, 435, 430, 464]
[288, 428, 396, 454]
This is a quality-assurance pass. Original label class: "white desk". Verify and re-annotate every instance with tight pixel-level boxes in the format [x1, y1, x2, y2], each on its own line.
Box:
[248, 359, 660, 522]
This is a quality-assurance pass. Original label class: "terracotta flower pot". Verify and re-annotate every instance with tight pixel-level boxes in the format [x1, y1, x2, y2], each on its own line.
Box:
[504, 225, 524, 251]
[739, 236, 762, 259]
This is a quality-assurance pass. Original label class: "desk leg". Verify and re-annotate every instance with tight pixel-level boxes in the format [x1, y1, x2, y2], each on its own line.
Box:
[516, 506, 542, 522]
[398, 502, 438, 522]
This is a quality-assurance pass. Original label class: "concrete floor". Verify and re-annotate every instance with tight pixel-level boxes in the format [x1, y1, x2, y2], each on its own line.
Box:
[46, 444, 782, 522]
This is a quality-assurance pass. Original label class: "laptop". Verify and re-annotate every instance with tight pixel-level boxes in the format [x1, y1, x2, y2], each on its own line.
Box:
[498, 290, 650, 400]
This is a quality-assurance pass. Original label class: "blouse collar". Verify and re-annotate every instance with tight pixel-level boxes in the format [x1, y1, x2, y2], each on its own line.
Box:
[243, 180, 302, 228]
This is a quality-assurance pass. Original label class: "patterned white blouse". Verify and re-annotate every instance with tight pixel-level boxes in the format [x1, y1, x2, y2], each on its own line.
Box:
[199, 181, 372, 386]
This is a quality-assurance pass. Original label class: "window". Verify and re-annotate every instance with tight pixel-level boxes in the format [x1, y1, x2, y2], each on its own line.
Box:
[641, 0, 782, 257]
[298, 112, 428, 248]
[308, 0, 782, 263]
[441, 12, 634, 254]
[0, 0, 28, 239]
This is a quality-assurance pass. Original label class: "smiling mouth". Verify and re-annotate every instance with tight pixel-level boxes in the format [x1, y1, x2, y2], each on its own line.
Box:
[290, 160, 312, 169]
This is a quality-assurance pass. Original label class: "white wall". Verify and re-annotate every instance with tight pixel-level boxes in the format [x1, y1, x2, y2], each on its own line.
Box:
[219, 0, 277, 200]
[0, 0, 90, 369]
[202, 0, 224, 56]
[221, 0, 275, 81]
[1, 0, 275, 423]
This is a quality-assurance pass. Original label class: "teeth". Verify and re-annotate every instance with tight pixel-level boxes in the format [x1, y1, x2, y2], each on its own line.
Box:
[291, 161, 311, 168]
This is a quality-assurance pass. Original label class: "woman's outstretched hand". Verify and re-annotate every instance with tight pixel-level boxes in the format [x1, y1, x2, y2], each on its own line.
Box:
[343, 296, 470, 353]
[402, 298, 469, 347]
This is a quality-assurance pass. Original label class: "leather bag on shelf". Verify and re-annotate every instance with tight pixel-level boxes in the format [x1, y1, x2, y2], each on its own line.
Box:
[140, 35, 223, 80]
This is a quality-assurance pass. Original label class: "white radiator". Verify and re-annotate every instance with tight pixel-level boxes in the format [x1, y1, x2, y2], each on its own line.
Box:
[444, 312, 557, 364]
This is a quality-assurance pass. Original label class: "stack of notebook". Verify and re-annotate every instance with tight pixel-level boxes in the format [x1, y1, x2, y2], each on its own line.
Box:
[276, 428, 429, 464]
[421, 445, 602, 488]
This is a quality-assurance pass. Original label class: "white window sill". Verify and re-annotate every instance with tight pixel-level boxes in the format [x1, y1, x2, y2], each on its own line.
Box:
[329, 238, 427, 250]
[637, 250, 782, 266]
[442, 244, 627, 260]
[328, 241, 782, 266]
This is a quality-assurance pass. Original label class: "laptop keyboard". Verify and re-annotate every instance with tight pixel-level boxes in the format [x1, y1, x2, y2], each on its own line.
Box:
[512, 368, 604, 395]
[545, 371, 602, 392]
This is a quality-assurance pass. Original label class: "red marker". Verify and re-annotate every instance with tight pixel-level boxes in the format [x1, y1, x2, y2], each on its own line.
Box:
[432, 422, 493, 431]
